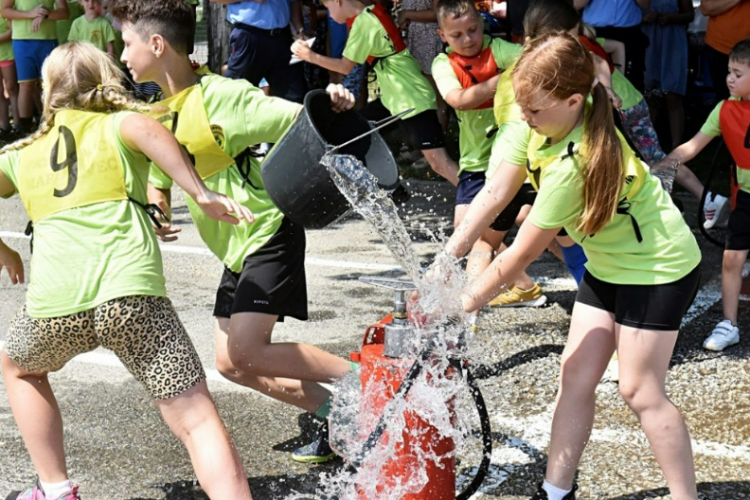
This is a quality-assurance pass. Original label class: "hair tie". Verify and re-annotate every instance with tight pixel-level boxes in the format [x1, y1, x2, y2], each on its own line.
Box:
[96, 84, 103, 92]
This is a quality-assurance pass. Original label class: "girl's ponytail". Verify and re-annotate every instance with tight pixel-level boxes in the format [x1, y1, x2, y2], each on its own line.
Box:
[579, 82, 623, 235]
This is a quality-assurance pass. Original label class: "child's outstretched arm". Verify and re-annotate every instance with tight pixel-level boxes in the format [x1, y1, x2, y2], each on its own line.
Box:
[656, 131, 714, 169]
[120, 114, 255, 226]
[462, 220, 559, 312]
[444, 158, 526, 259]
[443, 73, 501, 111]
[591, 52, 622, 108]
[292, 39, 357, 75]
[1, 0, 49, 19]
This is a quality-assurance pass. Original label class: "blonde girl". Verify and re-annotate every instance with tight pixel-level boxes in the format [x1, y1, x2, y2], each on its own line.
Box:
[0, 42, 254, 500]
[461, 33, 702, 500]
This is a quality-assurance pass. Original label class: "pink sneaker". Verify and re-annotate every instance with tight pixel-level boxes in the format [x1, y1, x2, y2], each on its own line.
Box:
[7, 483, 80, 500]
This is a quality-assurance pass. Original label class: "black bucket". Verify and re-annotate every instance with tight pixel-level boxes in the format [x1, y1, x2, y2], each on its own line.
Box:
[261, 90, 400, 229]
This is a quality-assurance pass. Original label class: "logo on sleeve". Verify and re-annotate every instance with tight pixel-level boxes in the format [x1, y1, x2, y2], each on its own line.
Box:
[211, 125, 225, 149]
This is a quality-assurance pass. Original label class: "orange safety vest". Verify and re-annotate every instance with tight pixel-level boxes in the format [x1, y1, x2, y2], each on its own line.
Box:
[579, 35, 614, 74]
[447, 45, 499, 110]
[720, 100, 750, 171]
[349, 4, 406, 67]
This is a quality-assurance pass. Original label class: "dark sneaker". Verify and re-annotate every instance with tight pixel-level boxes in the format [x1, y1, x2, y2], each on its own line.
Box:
[292, 421, 337, 464]
[530, 483, 577, 500]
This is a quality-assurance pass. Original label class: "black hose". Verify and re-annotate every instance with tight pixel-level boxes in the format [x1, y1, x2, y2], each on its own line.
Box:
[455, 367, 493, 500]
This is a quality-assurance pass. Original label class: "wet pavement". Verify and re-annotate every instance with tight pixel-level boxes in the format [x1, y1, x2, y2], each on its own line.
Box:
[0, 181, 748, 500]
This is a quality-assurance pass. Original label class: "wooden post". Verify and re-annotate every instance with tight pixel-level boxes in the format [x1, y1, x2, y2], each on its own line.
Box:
[207, 1, 232, 73]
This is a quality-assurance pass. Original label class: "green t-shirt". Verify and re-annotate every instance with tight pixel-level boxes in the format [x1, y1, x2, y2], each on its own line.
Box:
[0, 112, 167, 318]
[526, 125, 701, 285]
[56, 0, 83, 44]
[486, 119, 530, 179]
[67, 15, 115, 53]
[0, 18, 14, 62]
[700, 98, 750, 193]
[149, 74, 301, 273]
[12, 0, 58, 40]
[343, 5, 435, 118]
[432, 36, 522, 174]
[595, 38, 642, 111]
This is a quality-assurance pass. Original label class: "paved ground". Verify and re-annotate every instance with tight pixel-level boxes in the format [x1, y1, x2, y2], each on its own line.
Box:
[0, 181, 748, 500]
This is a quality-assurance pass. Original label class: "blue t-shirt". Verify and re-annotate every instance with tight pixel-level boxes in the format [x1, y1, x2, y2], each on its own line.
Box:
[227, 0, 297, 30]
[582, 0, 642, 28]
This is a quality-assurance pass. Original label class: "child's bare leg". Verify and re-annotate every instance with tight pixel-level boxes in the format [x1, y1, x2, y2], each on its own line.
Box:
[215, 314, 351, 413]
[156, 381, 253, 499]
[722, 249, 749, 324]
[2, 64, 21, 126]
[664, 92, 685, 150]
[421, 147, 459, 186]
[18, 81, 36, 129]
[674, 165, 704, 200]
[0, 77, 9, 130]
[0, 351, 68, 483]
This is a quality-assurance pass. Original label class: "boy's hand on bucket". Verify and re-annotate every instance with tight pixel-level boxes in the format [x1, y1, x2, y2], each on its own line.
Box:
[196, 191, 255, 226]
[325, 84, 356, 113]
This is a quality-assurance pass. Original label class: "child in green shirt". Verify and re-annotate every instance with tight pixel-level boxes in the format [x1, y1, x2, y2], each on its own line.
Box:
[455, 32, 701, 500]
[111, 0, 358, 464]
[292, 0, 460, 187]
[656, 38, 750, 353]
[67, 0, 115, 57]
[1, 0, 69, 133]
[0, 41, 254, 500]
[0, 17, 20, 141]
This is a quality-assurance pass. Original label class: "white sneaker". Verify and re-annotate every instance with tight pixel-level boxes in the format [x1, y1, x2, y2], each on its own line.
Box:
[704, 193, 728, 230]
[703, 319, 740, 351]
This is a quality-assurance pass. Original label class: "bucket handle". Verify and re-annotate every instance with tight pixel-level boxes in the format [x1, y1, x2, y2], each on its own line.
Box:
[326, 108, 415, 154]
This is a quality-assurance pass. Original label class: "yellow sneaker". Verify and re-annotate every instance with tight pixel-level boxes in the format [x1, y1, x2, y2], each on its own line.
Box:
[487, 283, 547, 308]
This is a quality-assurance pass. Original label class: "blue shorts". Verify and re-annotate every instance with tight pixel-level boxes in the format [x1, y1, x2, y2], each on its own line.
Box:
[456, 170, 487, 206]
[13, 39, 57, 82]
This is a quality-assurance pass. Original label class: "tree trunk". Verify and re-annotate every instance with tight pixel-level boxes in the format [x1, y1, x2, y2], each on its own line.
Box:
[208, 1, 232, 73]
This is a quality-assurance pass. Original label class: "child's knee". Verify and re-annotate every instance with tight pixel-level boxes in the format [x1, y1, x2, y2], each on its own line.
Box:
[723, 250, 747, 272]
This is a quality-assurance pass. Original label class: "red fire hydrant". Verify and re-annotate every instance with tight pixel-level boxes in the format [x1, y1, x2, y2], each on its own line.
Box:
[350, 278, 456, 500]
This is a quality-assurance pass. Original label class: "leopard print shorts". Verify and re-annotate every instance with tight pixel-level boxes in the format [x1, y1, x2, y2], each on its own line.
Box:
[4, 296, 206, 400]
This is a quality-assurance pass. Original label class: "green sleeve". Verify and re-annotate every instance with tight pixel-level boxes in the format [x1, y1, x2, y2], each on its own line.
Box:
[67, 18, 81, 42]
[431, 55, 461, 101]
[103, 19, 116, 44]
[527, 157, 584, 230]
[342, 16, 376, 65]
[0, 150, 19, 198]
[700, 101, 724, 137]
[493, 120, 530, 166]
[238, 84, 302, 146]
[490, 38, 522, 70]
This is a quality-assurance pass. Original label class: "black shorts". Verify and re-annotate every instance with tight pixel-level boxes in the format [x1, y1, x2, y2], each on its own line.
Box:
[726, 189, 750, 251]
[360, 100, 445, 151]
[575, 266, 701, 331]
[491, 184, 537, 232]
[456, 171, 486, 206]
[213, 218, 308, 321]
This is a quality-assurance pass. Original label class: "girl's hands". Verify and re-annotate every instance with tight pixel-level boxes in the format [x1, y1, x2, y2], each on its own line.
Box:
[325, 83, 356, 112]
[194, 191, 255, 226]
[0, 241, 24, 285]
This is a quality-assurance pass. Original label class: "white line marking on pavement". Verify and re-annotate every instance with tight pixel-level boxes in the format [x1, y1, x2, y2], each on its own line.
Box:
[0, 230, 401, 272]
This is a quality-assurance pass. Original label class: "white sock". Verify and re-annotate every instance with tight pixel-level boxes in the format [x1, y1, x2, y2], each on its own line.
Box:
[39, 480, 72, 500]
[542, 480, 572, 500]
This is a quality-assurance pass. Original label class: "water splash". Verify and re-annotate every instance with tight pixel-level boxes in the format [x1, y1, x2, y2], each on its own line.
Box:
[282, 154, 486, 500]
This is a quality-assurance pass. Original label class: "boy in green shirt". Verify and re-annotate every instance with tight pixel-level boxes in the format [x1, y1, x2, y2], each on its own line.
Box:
[430, 0, 543, 302]
[112, 0, 358, 464]
[292, 0, 460, 188]
[67, 0, 116, 57]
[1, 0, 69, 133]
[656, 38, 750, 353]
